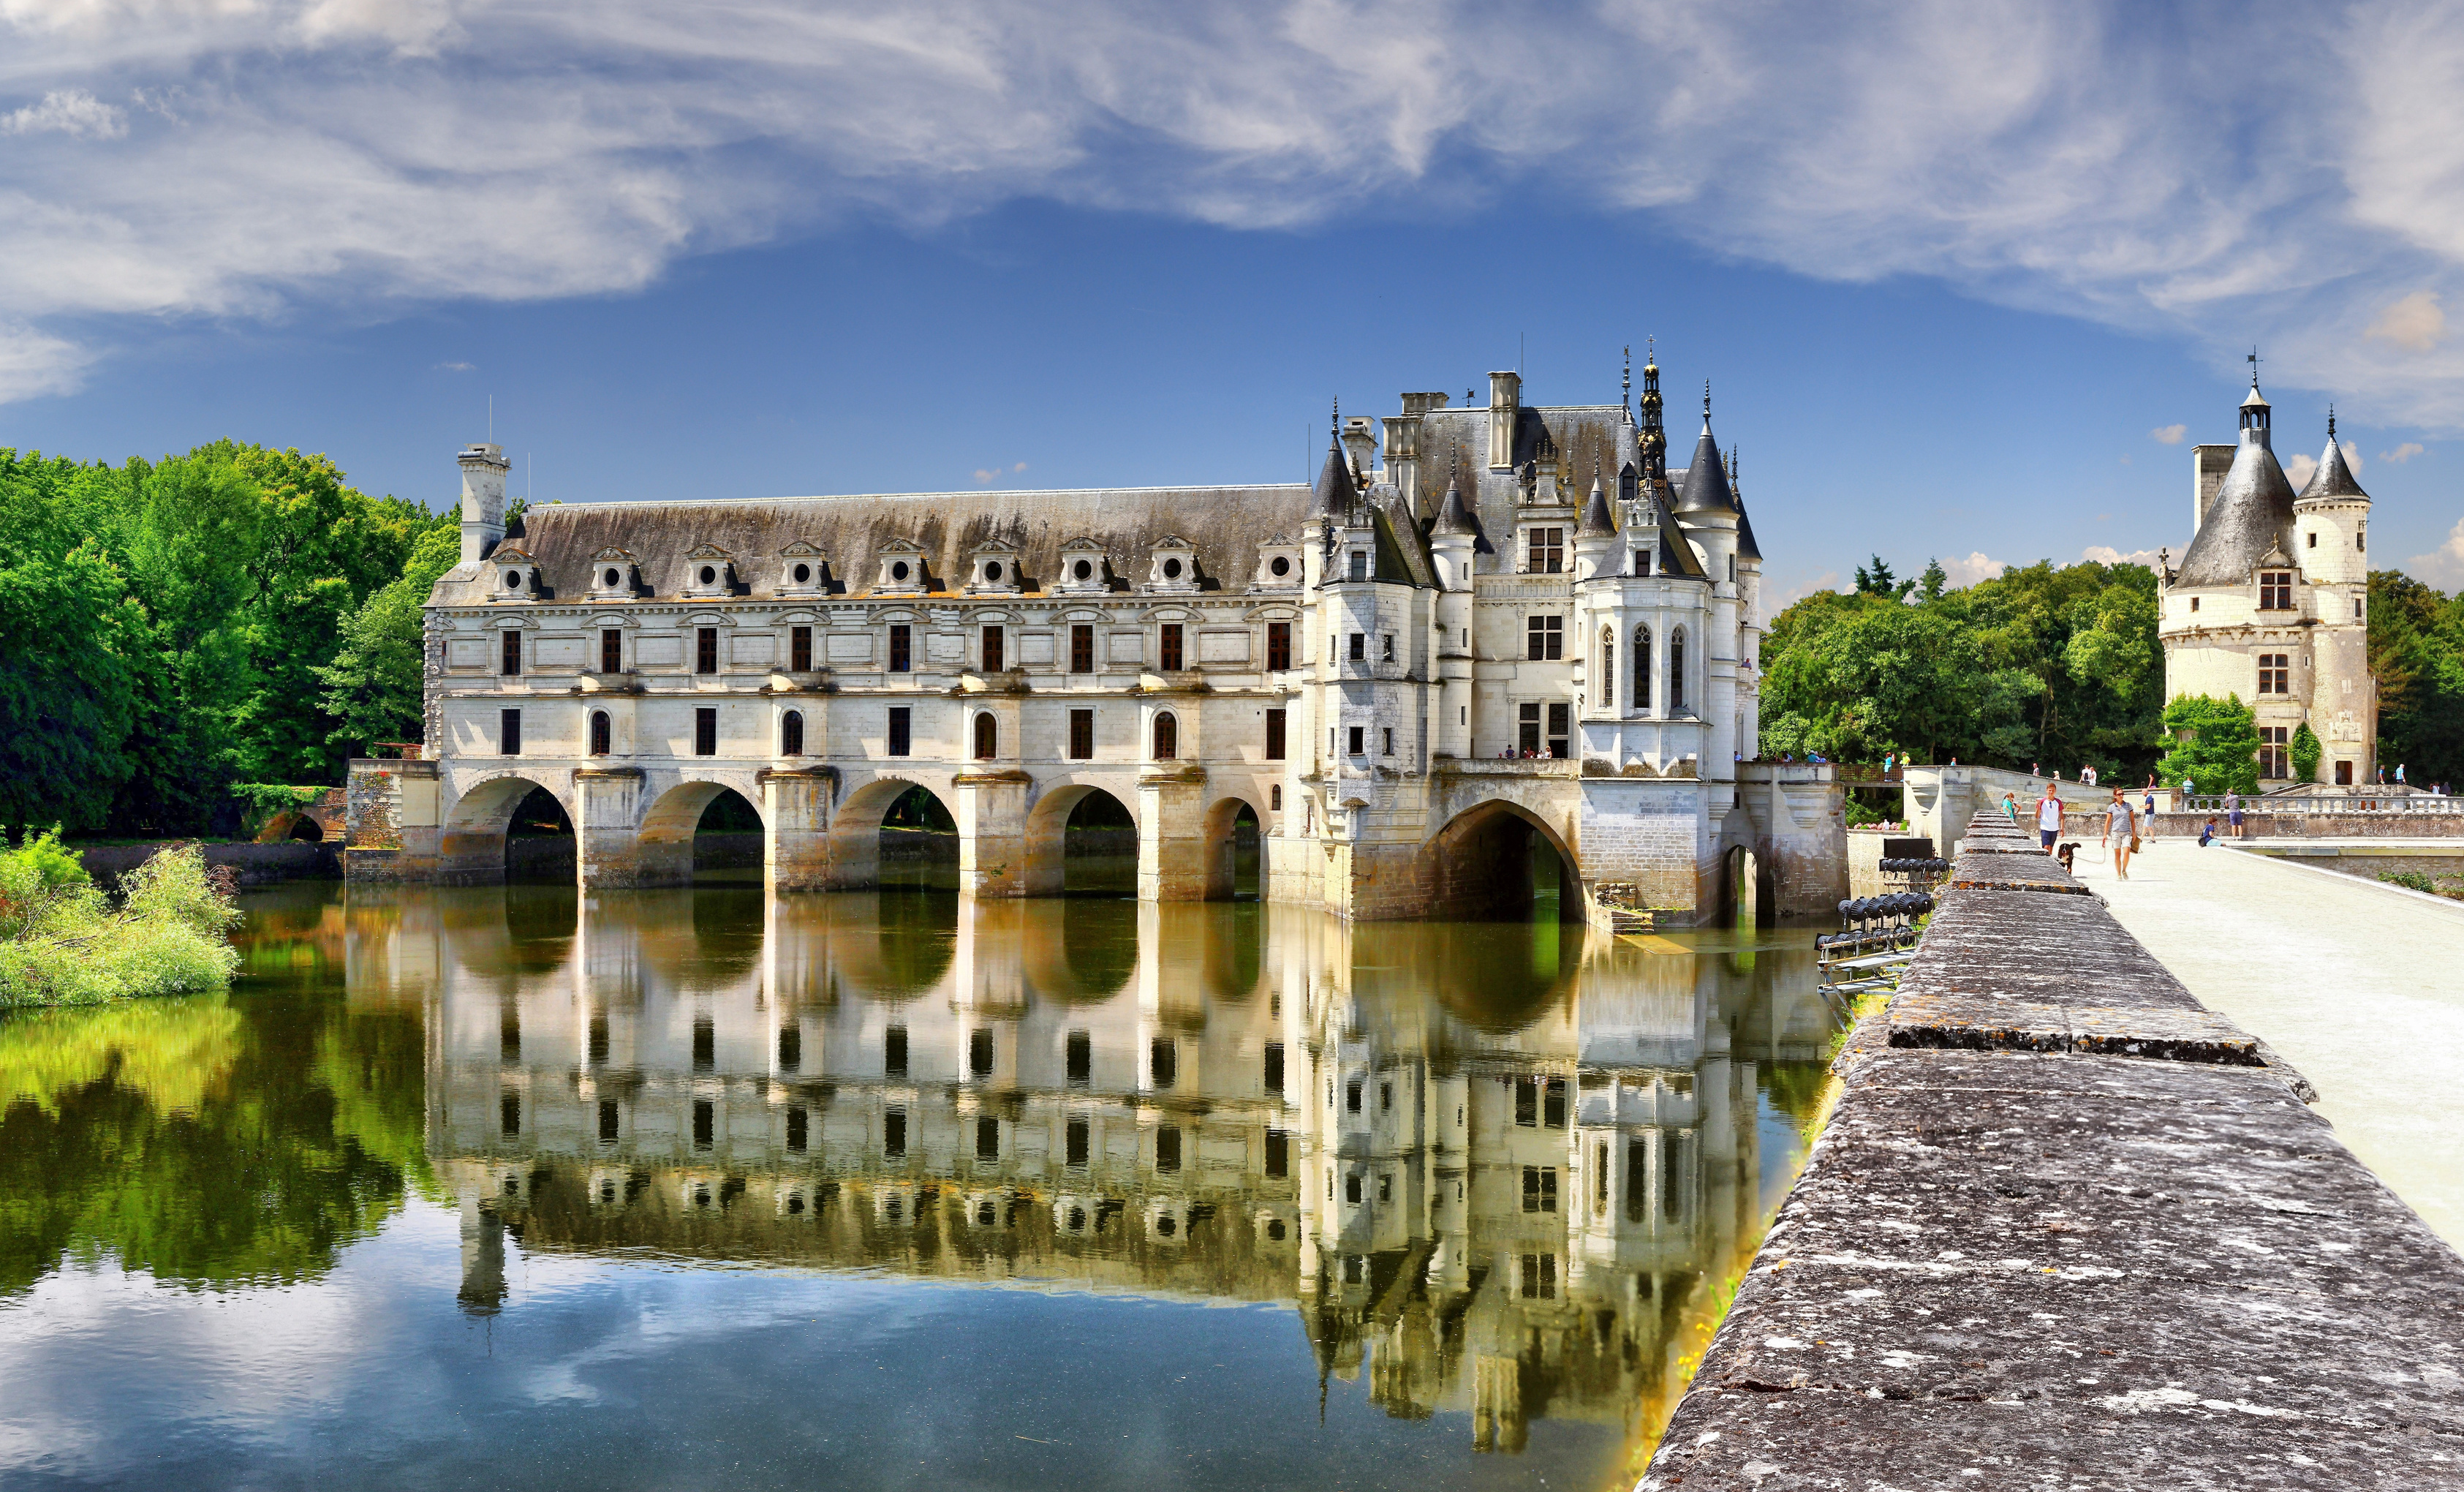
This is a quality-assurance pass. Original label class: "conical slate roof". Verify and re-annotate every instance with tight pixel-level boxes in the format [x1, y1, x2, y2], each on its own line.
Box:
[1309, 437, 1353, 519]
[2176, 430, 2297, 587]
[1674, 421, 1737, 515]
[1578, 473, 1617, 538]
[2296, 428, 2370, 502]
[1431, 472, 1481, 538]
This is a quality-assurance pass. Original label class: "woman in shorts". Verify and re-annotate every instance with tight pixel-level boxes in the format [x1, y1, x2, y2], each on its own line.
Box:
[2105, 788, 2136, 880]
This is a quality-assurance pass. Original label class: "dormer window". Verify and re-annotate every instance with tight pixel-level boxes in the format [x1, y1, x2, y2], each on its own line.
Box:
[1348, 550, 1368, 582]
[588, 547, 638, 600]
[874, 540, 928, 596]
[491, 546, 540, 600]
[1253, 534, 1301, 589]
[2259, 570, 2294, 610]
[966, 544, 1023, 595]
[776, 541, 829, 599]
[681, 544, 735, 600]
[1145, 536, 1199, 592]
[1055, 538, 1111, 595]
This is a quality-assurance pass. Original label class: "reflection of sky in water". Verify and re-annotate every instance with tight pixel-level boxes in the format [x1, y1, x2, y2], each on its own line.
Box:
[0, 886, 1842, 1491]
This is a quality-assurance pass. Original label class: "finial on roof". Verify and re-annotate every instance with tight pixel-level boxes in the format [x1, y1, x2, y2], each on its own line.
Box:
[1622, 346, 1631, 399]
[1645, 334, 1655, 372]
[1331, 396, 1339, 437]
[1703, 380, 1712, 420]
[2328, 404, 2337, 439]
[2248, 346, 2261, 389]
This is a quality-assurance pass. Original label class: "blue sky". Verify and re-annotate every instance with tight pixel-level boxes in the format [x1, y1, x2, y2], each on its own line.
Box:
[3, 1, 2462, 599]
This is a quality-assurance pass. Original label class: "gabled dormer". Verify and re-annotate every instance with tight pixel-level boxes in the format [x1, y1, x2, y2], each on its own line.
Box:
[776, 540, 830, 599]
[588, 547, 639, 600]
[490, 545, 541, 601]
[681, 543, 736, 600]
[965, 541, 1024, 595]
[1252, 532, 1302, 589]
[873, 538, 929, 596]
[1144, 535, 1200, 592]
[1055, 538, 1112, 595]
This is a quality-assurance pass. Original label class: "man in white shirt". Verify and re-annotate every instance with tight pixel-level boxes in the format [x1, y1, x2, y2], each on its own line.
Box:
[2037, 785, 2065, 856]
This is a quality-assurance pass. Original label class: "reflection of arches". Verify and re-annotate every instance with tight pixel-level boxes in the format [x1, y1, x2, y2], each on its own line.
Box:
[1201, 795, 1264, 900]
[1152, 712, 1178, 761]
[440, 775, 571, 884]
[1423, 799, 1584, 922]
[828, 777, 956, 892]
[1017, 899, 1139, 1001]
[638, 780, 766, 887]
[1024, 783, 1138, 896]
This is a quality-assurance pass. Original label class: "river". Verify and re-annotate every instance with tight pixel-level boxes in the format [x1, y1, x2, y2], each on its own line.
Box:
[0, 880, 1843, 1491]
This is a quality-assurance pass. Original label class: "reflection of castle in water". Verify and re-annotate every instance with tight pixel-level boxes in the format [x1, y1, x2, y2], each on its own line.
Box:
[354, 888, 1834, 1449]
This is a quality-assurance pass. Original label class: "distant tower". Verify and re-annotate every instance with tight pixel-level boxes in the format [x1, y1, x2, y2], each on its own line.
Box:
[1637, 343, 1667, 486]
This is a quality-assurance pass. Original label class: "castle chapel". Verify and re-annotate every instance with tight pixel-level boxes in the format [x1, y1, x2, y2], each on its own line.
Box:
[346, 357, 1843, 924]
[2161, 370, 2377, 786]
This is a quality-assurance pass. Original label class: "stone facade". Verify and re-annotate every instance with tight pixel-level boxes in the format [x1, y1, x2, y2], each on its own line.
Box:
[2161, 375, 2377, 786]
[347, 361, 1843, 924]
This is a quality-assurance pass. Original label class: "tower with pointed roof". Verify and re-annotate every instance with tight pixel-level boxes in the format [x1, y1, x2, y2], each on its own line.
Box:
[2161, 370, 2376, 785]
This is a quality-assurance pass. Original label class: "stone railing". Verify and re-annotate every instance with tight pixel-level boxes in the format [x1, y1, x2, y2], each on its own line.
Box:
[2181, 792, 2454, 815]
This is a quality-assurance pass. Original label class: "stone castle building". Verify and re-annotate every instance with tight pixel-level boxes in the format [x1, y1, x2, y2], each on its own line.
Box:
[345, 357, 1843, 924]
[2161, 370, 2376, 785]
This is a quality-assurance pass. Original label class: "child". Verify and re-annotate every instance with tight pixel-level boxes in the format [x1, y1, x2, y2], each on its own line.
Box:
[2198, 818, 2218, 847]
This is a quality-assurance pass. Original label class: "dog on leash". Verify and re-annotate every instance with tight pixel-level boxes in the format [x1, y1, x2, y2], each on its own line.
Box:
[2057, 841, 2081, 873]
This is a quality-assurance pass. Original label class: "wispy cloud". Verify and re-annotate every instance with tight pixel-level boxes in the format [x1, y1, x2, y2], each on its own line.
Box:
[437, 360, 475, 372]
[972, 461, 1028, 485]
[2412, 516, 2464, 588]
[2150, 423, 2185, 445]
[2383, 441, 2426, 463]
[1940, 551, 2006, 587]
[4, 1, 2464, 421]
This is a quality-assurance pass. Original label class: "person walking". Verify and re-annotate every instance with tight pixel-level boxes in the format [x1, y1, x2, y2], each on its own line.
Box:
[2142, 783, 2156, 824]
[2036, 783, 2065, 856]
[2106, 787, 2137, 879]
[2226, 789, 2245, 840]
[2398, 762, 2408, 785]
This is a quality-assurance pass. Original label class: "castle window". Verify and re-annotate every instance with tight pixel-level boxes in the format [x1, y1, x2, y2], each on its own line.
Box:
[888, 624, 911, 673]
[981, 625, 1003, 674]
[1382, 728, 1394, 756]
[1671, 629, 1687, 712]
[1271, 783, 1282, 810]
[1521, 1165, 1558, 1214]
[1346, 1077, 1363, 1113]
[1265, 709, 1286, 761]
[2260, 726, 2290, 780]
[1519, 703, 1541, 756]
[885, 1024, 908, 1077]
[790, 626, 811, 673]
[1066, 1030, 1090, 1085]
[1348, 632, 1366, 660]
[1267, 622, 1292, 670]
[2190, 597, 2199, 612]
[781, 709, 804, 756]
[499, 709, 521, 756]
[1519, 1253, 1557, 1300]
[602, 628, 624, 673]
[1633, 625, 1652, 712]
[2259, 570, 2294, 610]
[973, 712, 997, 760]
[2359, 530, 2365, 552]
[1626, 1139, 1648, 1223]
[1526, 614, 1563, 660]
[1381, 633, 1394, 661]
[1152, 711, 1178, 760]
[500, 630, 521, 676]
[1526, 527, 1565, 574]
[1270, 556, 1291, 578]
[2258, 653, 2289, 695]
[886, 707, 911, 757]
[589, 711, 611, 756]
[1349, 550, 1368, 581]
[695, 707, 717, 756]
[1347, 726, 1365, 756]
[1345, 1172, 1363, 1205]
[1070, 625, 1095, 673]
[1602, 630, 1616, 709]
[1069, 709, 1095, 760]
[1547, 704, 1569, 759]
[1159, 623, 1183, 671]
[2308, 532, 2317, 549]
[696, 627, 719, 674]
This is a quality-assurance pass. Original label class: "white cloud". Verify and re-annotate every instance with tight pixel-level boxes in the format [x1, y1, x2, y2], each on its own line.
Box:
[2150, 423, 2185, 445]
[1939, 551, 2006, 587]
[436, 359, 473, 371]
[2412, 516, 2464, 588]
[2365, 290, 2446, 353]
[0, 319, 93, 400]
[4, 3, 2464, 421]
[1, 87, 124, 137]
[2384, 441, 2426, 462]
[2083, 544, 2166, 568]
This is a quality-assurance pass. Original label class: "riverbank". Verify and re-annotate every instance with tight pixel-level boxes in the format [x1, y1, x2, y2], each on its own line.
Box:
[1643, 812, 2464, 1487]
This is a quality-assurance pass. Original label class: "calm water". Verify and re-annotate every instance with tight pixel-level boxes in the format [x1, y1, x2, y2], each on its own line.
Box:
[0, 881, 1842, 1492]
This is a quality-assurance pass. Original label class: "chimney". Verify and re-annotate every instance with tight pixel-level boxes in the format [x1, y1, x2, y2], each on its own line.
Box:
[2191, 444, 2233, 535]
[1341, 416, 1378, 482]
[458, 442, 511, 564]
[1486, 371, 1520, 470]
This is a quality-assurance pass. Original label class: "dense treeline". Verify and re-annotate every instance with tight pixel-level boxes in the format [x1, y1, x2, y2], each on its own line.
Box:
[0, 444, 452, 835]
[2369, 569, 2464, 787]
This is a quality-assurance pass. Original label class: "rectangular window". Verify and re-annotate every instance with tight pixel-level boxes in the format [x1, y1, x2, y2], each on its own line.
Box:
[1156, 1126, 1182, 1172]
[1518, 703, 1540, 756]
[977, 1116, 999, 1161]
[1066, 1117, 1089, 1167]
[1150, 1037, 1177, 1089]
[1382, 728, 1394, 756]
[2260, 726, 2290, 780]
[787, 1105, 808, 1153]
[970, 1027, 994, 1077]
[1347, 726, 1365, 756]
[499, 709, 522, 756]
[1265, 1129, 1290, 1179]
[1519, 1253, 1557, 1300]
[1263, 1041, 1285, 1092]
[982, 625, 1003, 674]
[1070, 624, 1095, 672]
[778, 1025, 801, 1072]
[695, 707, 717, 756]
[888, 624, 911, 673]
[696, 627, 719, 674]
[1265, 708, 1287, 760]
[2259, 570, 2294, 610]
[885, 1024, 908, 1077]
[1521, 1165, 1559, 1214]
[1160, 623, 1184, 671]
[692, 1099, 713, 1149]
[692, 1017, 714, 1072]
[1526, 614, 1563, 660]
[1271, 783, 1282, 810]
[601, 628, 624, 674]
[1381, 633, 1395, 661]
[588, 1015, 609, 1066]
[1626, 1139, 1648, 1222]
[1346, 1077, 1363, 1114]
[499, 1090, 520, 1136]
[1267, 622, 1292, 670]
[1065, 1029, 1091, 1085]
[599, 1099, 620, 1144]
[1514, 1076, 1538, 1127]
[1543, 1076, 1567, 1129]
[1069, 708, 1094, 760]
[1527, 527, 1565, 574]
[2258, 652, 2289, 695]
[884, 1107, 907, 1159]
[501, 629, 521, 676]
[790, 625, 812, 673]
[887, 707, 911, 757]
[1348, 550, 1368, 581]
[1348, 632, 1366, 660]
[1546, 704, 1569, 760]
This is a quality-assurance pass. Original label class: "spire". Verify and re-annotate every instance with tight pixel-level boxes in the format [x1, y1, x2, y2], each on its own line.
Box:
[1673, 385, 1737, 516]
[1432, 453, 1481, 537]
[1310, 399, 1353, 519]
[2296, 412, 2370, 502]
[1730, 446, 1762, 561]
[1637, 339, 1666, 483]
[1579, 464, 1615, 538]
[1620, 345, 1633, 426]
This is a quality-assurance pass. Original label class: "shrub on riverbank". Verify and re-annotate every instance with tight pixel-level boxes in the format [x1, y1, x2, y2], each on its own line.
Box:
[0, 832, 241, 1006]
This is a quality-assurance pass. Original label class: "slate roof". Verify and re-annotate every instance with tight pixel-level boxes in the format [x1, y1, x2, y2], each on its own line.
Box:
[1674, 421, 1738, 515]
[2176, 432, 2298, 587]
[2295, 432, 2370, 502]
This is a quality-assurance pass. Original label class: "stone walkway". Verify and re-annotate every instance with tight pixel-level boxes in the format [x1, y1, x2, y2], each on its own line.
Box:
[2076, 835, 2464, 1246]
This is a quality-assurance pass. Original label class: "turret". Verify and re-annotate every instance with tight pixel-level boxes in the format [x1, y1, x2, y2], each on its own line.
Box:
[1429, 464, 1478, 758]
[2292, 407, 2372, 587]
[1573, 469, 1617, 580]
[458, 441, 510, 564]
[2174, 363, 2298, 588]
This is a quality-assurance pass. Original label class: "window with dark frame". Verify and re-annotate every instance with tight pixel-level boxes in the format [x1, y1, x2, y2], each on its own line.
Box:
[982, 625, 1003, 674]
[1070, 624, 1095, 672]
[499, 709, 521, 756]
[1670, 630, 1687, 712]
[1265, 708, 1286, 760]
[1381, 633, 1394, 661]
[1526, 527, 1565, 574]
[1546, 704, 1568, 759]
[601, 628, 624, 674]
[2260, 726, 2290, 779]
[1348, 632, 1366, 661]
[1152, 712, 1178, 760]
[1266, 622, 1291, 670]
[888, 624, 911, 672]
[886, 707, 911, 757]
[1518, 703, 1540, 756]
[696, 627, 719, 674]
[1383, 727, 1394, 756]
[695, 707, 717, 756]
[1521, 1164, 1559, 1214]
[1265, 1129, 1289, 1179]
[1519, 1252, 1557, 1299]
[589, 711, 611, 756]
[2258, 653, 2290, 694]
[1159, 623, 1184, 671]
[1526, 614, 1563, 660]
[974, 712, 997, 760]
[1069, 708, 1095, 760]
[2260, 570, 2294, 610]
[501, 629, 521, 675]
[1347, 725, 1365, 756]
[884, 1107, 907, 1158]
[790, 625, 812, 673]
[1348, 550, 1368, 581]
[1066, 1117, 1089, 1167]
[781, 709, 804, 756]
[977, 1117, 999, 1161]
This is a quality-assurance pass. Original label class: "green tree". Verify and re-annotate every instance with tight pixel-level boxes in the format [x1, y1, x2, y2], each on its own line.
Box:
[315, 524, 463, 756]
[2369, 569, 2464, 788]
[1853, 554, 1914, 600]
[2156, 693, 2260, 795]
[1918, 557, 1947, 602]
[2291, 722, 2322, 783]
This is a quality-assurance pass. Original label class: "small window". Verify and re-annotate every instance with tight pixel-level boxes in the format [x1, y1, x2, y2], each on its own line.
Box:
[1266, 622, 1292, 671]
[884, 1025, 908, 1077]
[695, 707, 717, 756]
[1265, 708, 1287, 761]
[973, 712, 997, 761]
[1348, 550, 1368, 581]
[1150, 1037, 1177, 1089]
[1347, 726, 1364, 756]
[884, 1107, 907, 1158]
[2358, 530, 2365, 552]
[1345, 1172, 1363, 1204]
[970, 1027, 994, 1077]
[589, 710, 611, 756]
[1546, 704, 1568, 760]
[1156, 1126, 1182, 1172]
[781, 709, 804, 756]
[1383, 728, 1394, 756]
[1152, 711, 1178, 760]
[2308, 531, 2318, 549]
[1526, 527, 1565, 574]
[696, 627, 719, 674]
[1270, 783, 1282, 810]
[1526, 614, 1563, 660]
[982, 625, 1004, 674]
[1065, 1118, 1089, 1167]
[1265, 1129, 1289, 1178]
[1160, 623, 1184, 672]
[887, 707, 911, 757]
[1269, 555, 1291, 578]
[778, 1025, 801, 1071]
[977, 1117, 999, 1161]
[499, 709, 521, 756]
[1070, 624, 1095, 673]
[2191, 596, 2200, 612]
[601, 628, 623, 674]
[1543, 1077, 1567, 1128]
[1670, 630, 1687, 711]
[1069, 708, 1094, 760]
[1065, 1030, 1091, 1085]
[500, 630, 521, 676]
[1521, 1165, 1558, 1214]
[2259, 653, 2289, 695]
[2259, 570, 2294, 610]
[1348, 632, 1366, 661]
[790, 625, 812, 673]
[888, 624, 911, 673]
[1264, 1042, 1285, 1092]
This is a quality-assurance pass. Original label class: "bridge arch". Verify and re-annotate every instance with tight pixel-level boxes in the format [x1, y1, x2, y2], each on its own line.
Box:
[829, 775, 955, 892]
[1201, 793, 1266, 900]
[1024, 780, 1141, 897]
[638, 777, 768, 886]
[1423, 798, 1586, 923]
[439, 772, 575, 884]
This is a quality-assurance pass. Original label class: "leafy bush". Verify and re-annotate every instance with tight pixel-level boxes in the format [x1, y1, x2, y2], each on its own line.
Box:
[0, 836, 240, 1007]
[2156, 693, 2260, 796]
[2291, 722, 2322, 785]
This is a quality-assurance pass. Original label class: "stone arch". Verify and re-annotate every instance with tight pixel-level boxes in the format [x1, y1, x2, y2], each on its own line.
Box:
[440, 773, 575, 885]
[1024, 780, 1141, 896]
[637, 777, 768, 886]
[1201, 793, 1266, 900]
[829, 775, 953, 892]
[1424, 798, 1586, 923]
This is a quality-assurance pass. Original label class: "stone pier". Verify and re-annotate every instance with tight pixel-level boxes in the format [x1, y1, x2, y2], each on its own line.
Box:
[1643, 810, 2464, 1488]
